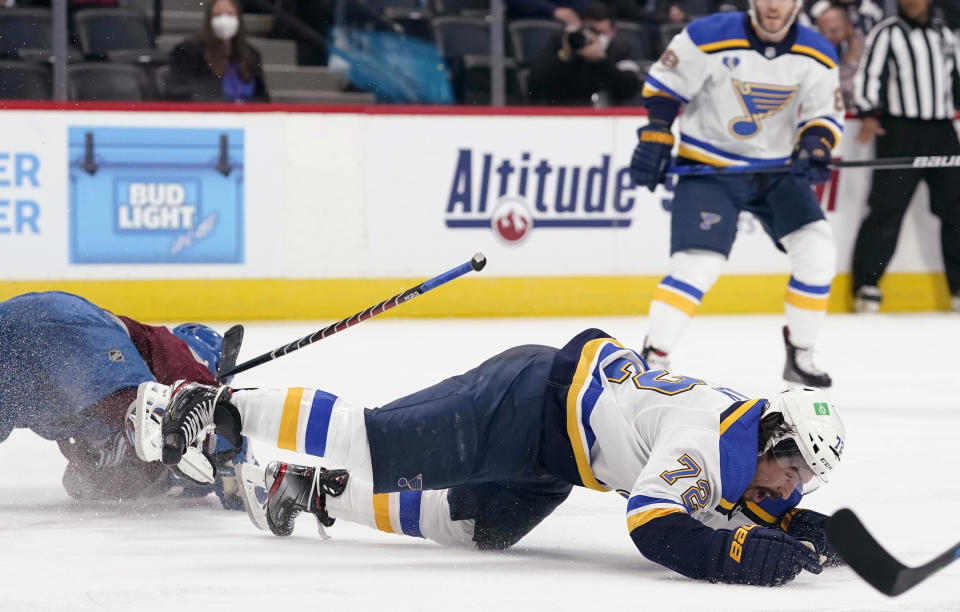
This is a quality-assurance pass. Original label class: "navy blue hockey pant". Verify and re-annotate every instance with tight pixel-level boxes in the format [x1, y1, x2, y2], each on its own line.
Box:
[364, 344, 573, 550]
[670, 170, 825, 255]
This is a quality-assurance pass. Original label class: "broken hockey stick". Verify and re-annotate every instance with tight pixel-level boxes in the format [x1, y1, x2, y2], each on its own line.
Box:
[668, 154, 960, 176]
[218, 253, 488, 379]
[826, 508, 960, 596]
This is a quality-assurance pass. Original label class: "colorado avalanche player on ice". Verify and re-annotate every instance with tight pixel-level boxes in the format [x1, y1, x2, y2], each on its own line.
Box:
[0, 291, 250, 506]
[134, 328, 847, 586]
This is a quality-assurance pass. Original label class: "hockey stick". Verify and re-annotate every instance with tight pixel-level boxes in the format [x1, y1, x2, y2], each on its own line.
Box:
[218, 253, 488, 379]
[826, 508, 960, 596]
[216, 324, 244, 383]
[668, 154, 960, 176]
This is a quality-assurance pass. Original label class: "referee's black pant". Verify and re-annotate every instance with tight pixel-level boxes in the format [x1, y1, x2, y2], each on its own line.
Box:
[852, 117, 960, 295]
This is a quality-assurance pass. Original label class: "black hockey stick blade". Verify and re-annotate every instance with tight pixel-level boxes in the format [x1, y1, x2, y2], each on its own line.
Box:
[827, 508, 960, 596]
[216, 324, 244, 383]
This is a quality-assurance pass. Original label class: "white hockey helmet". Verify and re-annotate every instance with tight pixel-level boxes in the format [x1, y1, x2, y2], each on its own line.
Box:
[748, 0, 803, 42]
[763, 387, 846, 493]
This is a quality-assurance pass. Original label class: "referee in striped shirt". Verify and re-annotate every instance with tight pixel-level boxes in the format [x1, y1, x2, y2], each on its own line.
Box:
[851, 0, 960, 312]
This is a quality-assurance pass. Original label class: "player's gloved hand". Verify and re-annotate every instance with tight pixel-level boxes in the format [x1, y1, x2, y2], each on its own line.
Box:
[790, 132, 832, 185]
[629, 119, 675, 192]
[707, 524, 823, 586]
[782, 508, 844, 567]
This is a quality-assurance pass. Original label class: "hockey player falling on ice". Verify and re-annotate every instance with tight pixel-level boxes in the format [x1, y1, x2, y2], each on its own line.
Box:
[629, 0, 844, 387]
[0, 291, 251, 506]
[134, 328, 847, 586]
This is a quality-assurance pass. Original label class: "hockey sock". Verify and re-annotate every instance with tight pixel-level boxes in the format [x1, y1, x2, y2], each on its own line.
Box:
[781, 220, 836, 349]
[784, 276, 830, 348]
[646, 250, 724, 353]
[326, 478, 475, 547]
[231, 387, 373, 482]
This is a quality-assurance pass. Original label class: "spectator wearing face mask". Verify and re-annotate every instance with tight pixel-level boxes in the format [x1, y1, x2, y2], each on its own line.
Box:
[166, 0, 270, 102]
[527, 1, 641, 106]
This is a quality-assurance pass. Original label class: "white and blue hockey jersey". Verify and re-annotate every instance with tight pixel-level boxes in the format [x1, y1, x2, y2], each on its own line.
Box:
[642, 12, 844, 166]
[540, 330, 801, 539]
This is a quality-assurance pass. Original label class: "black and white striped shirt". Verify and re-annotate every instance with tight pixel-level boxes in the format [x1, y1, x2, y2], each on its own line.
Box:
[854, 14, 960, 119]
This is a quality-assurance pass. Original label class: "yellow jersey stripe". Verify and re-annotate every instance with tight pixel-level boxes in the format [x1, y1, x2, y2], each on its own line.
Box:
[698, 39, 750, 52]
[652, 286, 700, 316]
[373, 493, 394, 533]
[627, 507, 686, 531]
[798, 120, 841, 147]
[641, 84, 682, 101]
[785, 291, 829, 311]
[677, 144, 734, 167]
[790, 44, 837, 69]
[277, 387, 304, 451]
[719, 398, 763, 435]
[745, 500, 777, 524]
[717, 497, 736, 510]
[567, 338, 619, 491]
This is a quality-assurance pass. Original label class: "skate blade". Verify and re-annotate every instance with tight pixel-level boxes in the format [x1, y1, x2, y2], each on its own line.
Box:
[177, 446, 215, 484]
[237, 462, 270, 532]
[133, 381, 167, 462]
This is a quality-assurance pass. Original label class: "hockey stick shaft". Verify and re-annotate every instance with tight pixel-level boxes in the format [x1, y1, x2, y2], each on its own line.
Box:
[218, 253, 487, 378]
[668, 154, 960, 176]
[827, 508, 960, 596]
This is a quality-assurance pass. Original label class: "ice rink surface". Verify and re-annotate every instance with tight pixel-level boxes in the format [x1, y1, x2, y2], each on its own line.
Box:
[1, 313, 958, 611]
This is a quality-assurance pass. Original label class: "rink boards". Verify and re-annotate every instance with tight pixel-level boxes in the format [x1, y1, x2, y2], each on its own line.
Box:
[0, 103, 952, 319]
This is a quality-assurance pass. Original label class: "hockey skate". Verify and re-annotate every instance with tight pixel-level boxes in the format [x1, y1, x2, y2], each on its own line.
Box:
[130, 380, 239, 484]
[782, 326, 832, 388]
[853, 285, 882, 313]
[640, 337, 670, 370]
[237, 461, 348, 538]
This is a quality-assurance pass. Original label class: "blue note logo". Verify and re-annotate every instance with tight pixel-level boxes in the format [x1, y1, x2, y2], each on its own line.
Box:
[722, 56, 739, 70]
[728, 79, 798, 138]
[398, 474, 423, 491]
[699, 211, 721, 230]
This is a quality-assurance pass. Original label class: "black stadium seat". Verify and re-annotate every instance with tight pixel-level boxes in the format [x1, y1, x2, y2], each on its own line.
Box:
[0, 60, 50, 99]
[67, 62, 153, 101]
[0, 8, 53, 58]
[72, 8, 155, 57]
[432, 16, 491, 57]
[614, 20, 658, 60]
[432, 0, 489, 17]
[508, 19, 563, 66]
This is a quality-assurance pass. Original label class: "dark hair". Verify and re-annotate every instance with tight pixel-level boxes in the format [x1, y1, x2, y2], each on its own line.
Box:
[757, 407, 792, 455]
[582, 1, 615, 21]
[198, 0, 257, 81]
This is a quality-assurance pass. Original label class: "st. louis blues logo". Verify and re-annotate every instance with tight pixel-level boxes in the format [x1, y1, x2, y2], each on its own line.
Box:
[699, 211, 721, 230]
[722, 56, 739, 70]
[728, 79, 798, 138]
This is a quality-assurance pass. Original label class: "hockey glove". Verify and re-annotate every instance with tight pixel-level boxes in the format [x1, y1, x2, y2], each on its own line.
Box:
[707, 524, 823, 586]
[790, 131, 832, 185]
[781, 508, 844, 567]
[629, 119, 675, 192]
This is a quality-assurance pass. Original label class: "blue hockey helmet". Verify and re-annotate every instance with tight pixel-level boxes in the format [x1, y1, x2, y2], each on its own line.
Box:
[172, 323, 223, 377]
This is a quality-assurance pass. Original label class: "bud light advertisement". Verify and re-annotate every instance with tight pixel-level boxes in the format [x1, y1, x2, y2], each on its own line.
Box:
[68, 126, 244, 263]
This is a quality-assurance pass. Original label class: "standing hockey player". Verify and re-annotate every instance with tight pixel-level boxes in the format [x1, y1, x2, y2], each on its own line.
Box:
[135, 328, 847, 586]
[629, 0, 844, 387]
[0, 291, 250, 506]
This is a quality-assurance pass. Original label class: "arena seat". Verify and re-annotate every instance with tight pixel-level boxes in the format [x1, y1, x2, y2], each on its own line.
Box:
[0, 60, 51, 99]
[67, 62, 153, 101]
